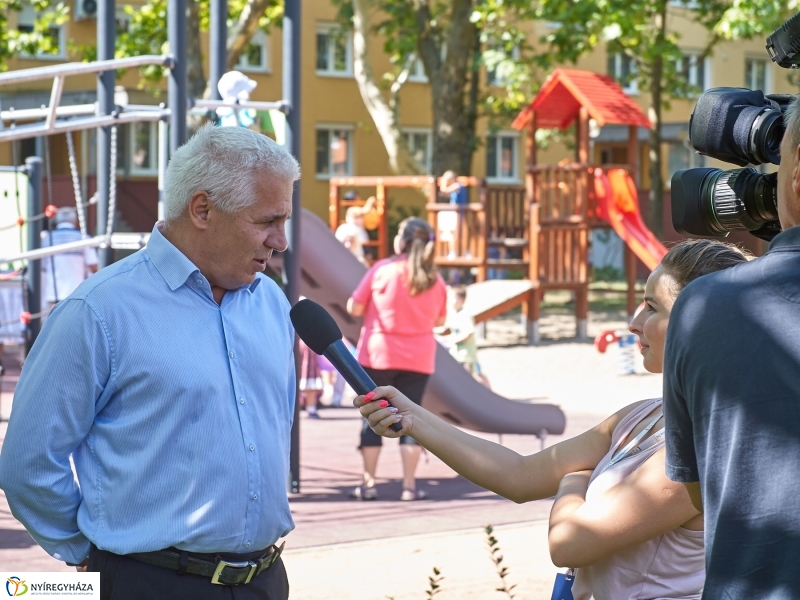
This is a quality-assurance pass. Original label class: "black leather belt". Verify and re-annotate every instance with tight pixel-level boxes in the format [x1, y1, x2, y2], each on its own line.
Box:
[127, 542, 284, 586]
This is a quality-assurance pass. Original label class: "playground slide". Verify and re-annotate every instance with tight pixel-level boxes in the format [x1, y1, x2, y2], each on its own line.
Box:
[294, 209, 566, 436]
[594, 168, 667, 271]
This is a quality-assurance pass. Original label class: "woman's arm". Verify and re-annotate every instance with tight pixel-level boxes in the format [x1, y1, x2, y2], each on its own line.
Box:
[548, 447, 701, 568]
[357, 387, 643, 503]
[347, 297, 365, 317]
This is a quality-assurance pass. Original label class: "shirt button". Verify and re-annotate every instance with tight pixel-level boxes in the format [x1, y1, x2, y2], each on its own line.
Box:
[229, 351, 235, 358]
[253, 493, 258, 500]
[249, 445, 255, 451]
[245, 542, 251, 548]
[240, 398, 245, 404]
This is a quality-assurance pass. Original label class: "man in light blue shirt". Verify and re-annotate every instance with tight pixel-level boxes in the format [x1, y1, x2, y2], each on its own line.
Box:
[0, 124, 299, 599]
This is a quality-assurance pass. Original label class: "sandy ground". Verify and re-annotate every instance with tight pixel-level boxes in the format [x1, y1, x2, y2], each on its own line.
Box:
[0, 304, 663, 599]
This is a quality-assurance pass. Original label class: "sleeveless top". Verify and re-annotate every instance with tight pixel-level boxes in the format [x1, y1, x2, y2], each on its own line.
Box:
[571, 398, 705, 600]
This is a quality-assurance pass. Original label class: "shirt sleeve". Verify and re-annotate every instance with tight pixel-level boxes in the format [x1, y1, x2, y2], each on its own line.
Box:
[663, 296, 700, 483]
[350, 263, 378, 306]
[286, 316, 297, 426]
[0, 298, 113, 564]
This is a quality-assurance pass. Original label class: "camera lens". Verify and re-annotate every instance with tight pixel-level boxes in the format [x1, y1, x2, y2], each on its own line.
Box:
[671, 167, 779, 237]
[688, 88, 786, 167]
[750, 109, 785, 165]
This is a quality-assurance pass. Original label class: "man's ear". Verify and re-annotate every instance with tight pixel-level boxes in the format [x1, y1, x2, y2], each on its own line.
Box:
[187, 191, 212, 230]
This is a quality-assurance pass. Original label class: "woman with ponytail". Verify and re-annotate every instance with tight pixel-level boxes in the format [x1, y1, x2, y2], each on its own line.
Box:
[347, 217, 447, 501]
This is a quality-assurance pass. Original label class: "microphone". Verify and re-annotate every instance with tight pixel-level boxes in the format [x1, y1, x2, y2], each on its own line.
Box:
[289, 299, 403, 432]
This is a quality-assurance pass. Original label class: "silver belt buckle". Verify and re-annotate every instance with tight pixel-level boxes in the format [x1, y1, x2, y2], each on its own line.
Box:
[211, 558, 257, 585]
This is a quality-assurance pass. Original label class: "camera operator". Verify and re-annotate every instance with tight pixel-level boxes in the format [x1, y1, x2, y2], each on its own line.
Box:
[663, 92, 800, 598]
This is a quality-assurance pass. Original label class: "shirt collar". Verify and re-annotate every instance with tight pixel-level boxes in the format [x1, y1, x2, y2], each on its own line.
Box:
[768, 225, 800, 252]
[146, 223, 199, 291]
[146, 223, 262, 294]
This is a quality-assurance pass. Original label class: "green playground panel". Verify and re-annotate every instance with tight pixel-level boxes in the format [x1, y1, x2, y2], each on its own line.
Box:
[0, 170, 28, 271]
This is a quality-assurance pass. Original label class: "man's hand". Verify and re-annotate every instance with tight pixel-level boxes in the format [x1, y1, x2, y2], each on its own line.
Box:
[67, 558, 88, 572]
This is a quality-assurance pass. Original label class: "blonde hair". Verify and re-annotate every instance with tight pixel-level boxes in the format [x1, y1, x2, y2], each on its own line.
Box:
[660, 239, 753, 291]
[397, 217, 437, 296]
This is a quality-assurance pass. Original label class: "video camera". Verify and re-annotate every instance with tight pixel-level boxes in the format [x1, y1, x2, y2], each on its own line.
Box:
[671, 12, 800, 241]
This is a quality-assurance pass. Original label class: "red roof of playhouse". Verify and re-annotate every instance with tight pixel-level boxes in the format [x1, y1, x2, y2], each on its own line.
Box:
[512, 68, 652, 131]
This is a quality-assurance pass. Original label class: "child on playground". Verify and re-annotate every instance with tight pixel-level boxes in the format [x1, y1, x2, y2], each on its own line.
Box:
[437, 171, 468, 260]
[444, 285, 490, 388]
[335, 193, 377, 265]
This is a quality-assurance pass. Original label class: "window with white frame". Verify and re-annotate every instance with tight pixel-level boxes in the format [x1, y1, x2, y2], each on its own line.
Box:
[17, 3, 65, 59]
[316, 24, 352, 77]
[316, 127, 352, 176]
[486, 133, 519, 182]
[237, 30, 270, 72]
[116, 5, 132, 34]
[403, 129, 432, 172]
[607, 52, 638, 94]
[129, 121, 158, 175]
[745, 57, 768, 92]
[487, 46, 520, 87]
[407, 54, 428, 83]
[677, 52, 708, 94]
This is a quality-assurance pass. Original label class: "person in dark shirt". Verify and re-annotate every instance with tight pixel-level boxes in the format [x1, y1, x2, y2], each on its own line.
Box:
[663, 93, 800, 599]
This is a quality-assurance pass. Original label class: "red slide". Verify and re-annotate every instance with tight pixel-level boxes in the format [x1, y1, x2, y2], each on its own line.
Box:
[593, 167, 667, 271]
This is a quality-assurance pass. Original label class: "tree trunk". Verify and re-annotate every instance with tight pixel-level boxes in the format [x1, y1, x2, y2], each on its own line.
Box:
[351, 0, 426, 175]
[186, 0, 206, 101]
[647, 1, 668, 239]
[462, 27, 480, 176]
[227, 0, 274, 69]
[419, 0, 477, 176]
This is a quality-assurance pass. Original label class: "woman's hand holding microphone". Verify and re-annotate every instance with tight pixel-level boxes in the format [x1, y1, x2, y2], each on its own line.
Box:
[354, 386, 417, 438]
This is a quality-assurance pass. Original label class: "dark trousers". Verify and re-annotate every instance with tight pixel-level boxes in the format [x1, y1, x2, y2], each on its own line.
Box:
[88, 545, 289, 600]
[359, 367, 429, 447]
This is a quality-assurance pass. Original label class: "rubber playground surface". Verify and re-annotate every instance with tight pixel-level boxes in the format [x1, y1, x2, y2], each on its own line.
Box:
[0, 309, 663, 599]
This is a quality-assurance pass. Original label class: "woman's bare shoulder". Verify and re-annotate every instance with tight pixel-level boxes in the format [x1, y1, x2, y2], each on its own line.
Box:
[596, 399, 655, 437]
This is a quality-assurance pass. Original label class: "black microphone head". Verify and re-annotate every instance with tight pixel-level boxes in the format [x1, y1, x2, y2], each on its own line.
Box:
[289, 299, 343, 354]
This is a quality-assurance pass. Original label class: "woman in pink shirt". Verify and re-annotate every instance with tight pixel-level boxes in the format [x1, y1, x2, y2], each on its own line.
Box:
[347, 217, 447, 501]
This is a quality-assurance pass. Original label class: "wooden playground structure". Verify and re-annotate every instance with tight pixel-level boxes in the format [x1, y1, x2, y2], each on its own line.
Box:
[329, 69, 655, 343]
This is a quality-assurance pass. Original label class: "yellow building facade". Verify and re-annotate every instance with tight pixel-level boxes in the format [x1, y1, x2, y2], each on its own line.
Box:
[0, 0, 794, 229]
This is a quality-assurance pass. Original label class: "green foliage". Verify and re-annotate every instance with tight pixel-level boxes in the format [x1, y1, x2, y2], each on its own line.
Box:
[592, 264, 624, 282]
[532, 0, 798, 108]
[332, 0, 547, 124]
[485, 525, 517, 599]
[74, 0, 282, 91]
[0, 0, 70, 69]
[426, 566, 444, 598]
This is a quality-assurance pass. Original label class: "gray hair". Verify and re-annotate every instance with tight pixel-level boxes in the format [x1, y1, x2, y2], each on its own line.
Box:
[54, 206, 78, 225]
[784, 93, 800, 150]
[164, 124, 300, 222]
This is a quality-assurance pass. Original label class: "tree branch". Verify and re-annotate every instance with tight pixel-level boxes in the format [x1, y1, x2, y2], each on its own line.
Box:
[390, 53, 414, 123]
[413, 0, 441, 83]
[352, 0, 426, 175]
[227, 0, 273, 70]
